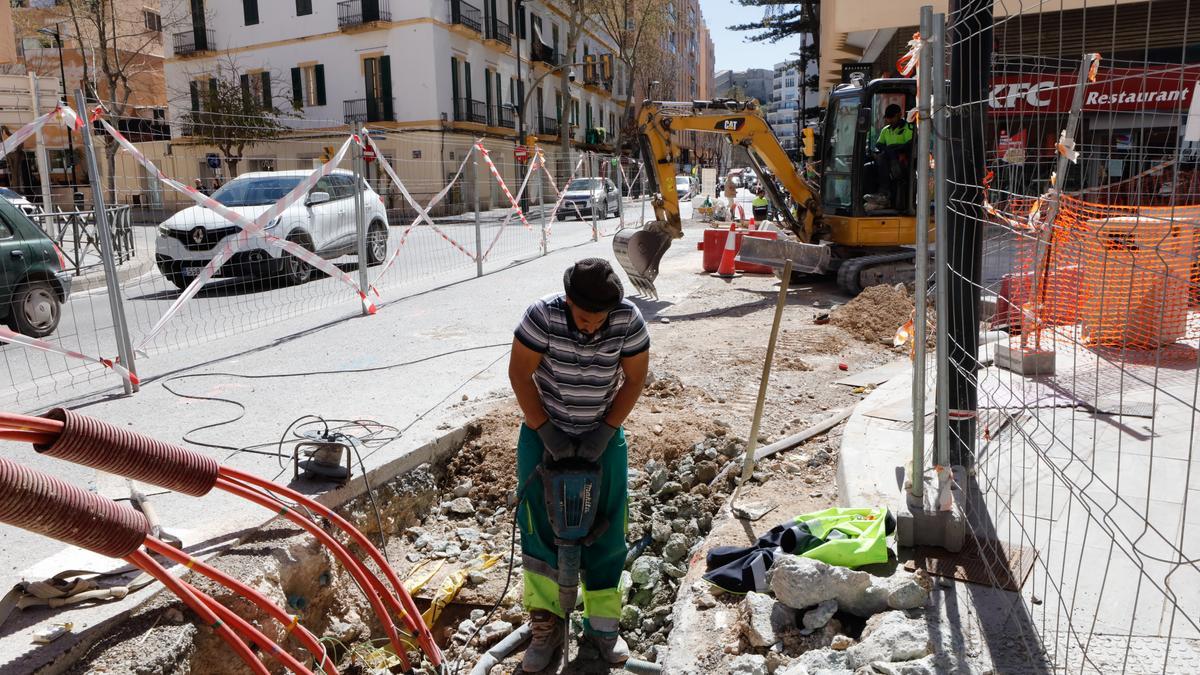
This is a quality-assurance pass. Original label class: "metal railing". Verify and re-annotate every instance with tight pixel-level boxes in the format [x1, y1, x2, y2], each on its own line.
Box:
[450, 0, 482, 32]
[337, 0, 391, 27]
[532, 45, 559, 67]
[172, 28, 214, 56]
[538, 116, 560, 137]
[488, 18, 511, 45]
[454, 98, 487, 125]
[496, 106, 514, 129]
[344, 97, 395, 124]
[30, 206, 135, 276]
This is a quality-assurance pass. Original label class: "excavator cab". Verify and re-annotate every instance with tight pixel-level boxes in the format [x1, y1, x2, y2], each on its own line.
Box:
[820, 78, 918, 234]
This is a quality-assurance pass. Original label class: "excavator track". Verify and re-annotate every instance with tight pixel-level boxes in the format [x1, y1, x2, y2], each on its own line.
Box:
[836, 250, 918, 296]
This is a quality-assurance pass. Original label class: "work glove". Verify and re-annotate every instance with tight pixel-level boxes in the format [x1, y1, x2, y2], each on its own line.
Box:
[536, 422, 576, 461]
[575, 422, 618, 463]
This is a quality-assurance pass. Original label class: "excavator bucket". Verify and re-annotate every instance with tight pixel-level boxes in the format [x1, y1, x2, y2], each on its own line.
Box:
[736, 236, 833, 277]
[613, 225, 673, 299]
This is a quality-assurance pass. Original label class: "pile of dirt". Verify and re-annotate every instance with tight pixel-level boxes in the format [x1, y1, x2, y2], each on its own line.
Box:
[830, 284, 914, 344]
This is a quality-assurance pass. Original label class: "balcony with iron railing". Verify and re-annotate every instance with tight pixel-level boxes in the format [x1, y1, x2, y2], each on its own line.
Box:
[338, 0, 391, 28]
[496, 106, 515, 129]
[487, 18, 511, 46]
[532, 45, 559, 67]
[344, 97, 395, 124]
[454, 98, 488, 125]
[173, 28, 214, 56]
[450, 0, 482, 33]
[538, 116, 560, 137]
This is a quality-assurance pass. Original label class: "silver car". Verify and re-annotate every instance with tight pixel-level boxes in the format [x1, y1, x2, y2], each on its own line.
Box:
[555, 178, 620, 220]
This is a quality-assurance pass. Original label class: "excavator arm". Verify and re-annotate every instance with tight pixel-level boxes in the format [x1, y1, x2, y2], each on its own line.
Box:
[614, 100, 824, 298]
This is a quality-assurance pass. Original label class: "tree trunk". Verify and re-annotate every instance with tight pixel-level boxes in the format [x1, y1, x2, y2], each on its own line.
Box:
[104, 138, 117, 204]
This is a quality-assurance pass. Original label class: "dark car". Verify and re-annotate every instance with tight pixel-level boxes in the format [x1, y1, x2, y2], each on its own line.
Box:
[0, 197, 71, 337]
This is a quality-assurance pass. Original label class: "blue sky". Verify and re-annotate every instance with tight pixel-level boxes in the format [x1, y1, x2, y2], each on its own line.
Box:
[699, 0, 803, 72]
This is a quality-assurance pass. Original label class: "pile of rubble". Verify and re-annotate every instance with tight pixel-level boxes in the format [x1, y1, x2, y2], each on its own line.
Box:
[705, 555, 947, 675]
[387, 403, 746, 668]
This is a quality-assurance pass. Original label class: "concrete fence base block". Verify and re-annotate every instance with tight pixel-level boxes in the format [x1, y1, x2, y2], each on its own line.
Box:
[895, 466, 966, 553]
[995, 343, 1056, 376]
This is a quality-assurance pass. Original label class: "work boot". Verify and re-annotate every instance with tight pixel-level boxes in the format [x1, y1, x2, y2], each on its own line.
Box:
[584, 631, 630, 665]
[522, 609, 564, 672]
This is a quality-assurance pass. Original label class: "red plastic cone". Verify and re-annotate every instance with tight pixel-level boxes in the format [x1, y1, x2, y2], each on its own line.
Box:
[748, 217, 757, 230]
[711, 224, 742, 280]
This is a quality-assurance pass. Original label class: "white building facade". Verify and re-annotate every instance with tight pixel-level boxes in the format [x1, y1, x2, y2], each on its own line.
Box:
[161, 0, 627, 147]
[765, 58, 820, 152]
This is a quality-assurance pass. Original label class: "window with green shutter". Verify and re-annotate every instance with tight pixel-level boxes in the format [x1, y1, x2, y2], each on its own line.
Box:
[243, 0, 259, 25]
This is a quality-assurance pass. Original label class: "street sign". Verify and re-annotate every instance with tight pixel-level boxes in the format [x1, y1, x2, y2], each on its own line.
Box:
[514, 145, 529, 162]
[363, 145, 377, 163]
[206, 153, 221, 169]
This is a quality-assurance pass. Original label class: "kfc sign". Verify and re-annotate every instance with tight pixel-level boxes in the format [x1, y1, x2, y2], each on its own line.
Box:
[990, 81, 1057, 109]
[988, 64, 1200, 115]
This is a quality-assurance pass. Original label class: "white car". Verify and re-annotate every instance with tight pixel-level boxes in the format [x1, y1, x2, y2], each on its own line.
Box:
[674, 175, 696, 199]
[0, 187, 44, 219]
[155, 170, 389, 289]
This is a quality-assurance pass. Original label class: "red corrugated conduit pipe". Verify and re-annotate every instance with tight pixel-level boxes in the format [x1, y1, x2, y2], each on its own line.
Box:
[0, 409, 441, 669]
[0, 454, 298, 674]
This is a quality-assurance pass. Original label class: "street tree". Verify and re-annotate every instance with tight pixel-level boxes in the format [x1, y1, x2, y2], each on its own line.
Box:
[730, 0, 821, 121]
[592, 0, 671, 151]
[54, 0, 176, 200]
[176, 60, 296, 178]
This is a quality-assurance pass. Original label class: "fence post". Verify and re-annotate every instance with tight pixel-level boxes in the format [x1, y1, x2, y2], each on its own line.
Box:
[473, 148, 483, 278]
[932, 14, 951, 477]
[538, 151, 548, 256]
[28, 74, 54, 215]
[640, 160, 647, 225]
[353, 128, 370, 315]
[590, 153, 599, 242]
[75, 89, 137, 394]
[616, 155, 624, 230]
[911, 4, 933, 500]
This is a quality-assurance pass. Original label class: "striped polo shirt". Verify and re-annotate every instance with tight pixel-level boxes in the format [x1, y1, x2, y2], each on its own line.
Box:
[515, 293, 650, 436]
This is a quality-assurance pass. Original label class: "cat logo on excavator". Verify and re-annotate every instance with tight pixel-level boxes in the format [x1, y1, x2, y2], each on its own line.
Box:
[718, 118, 745, 132]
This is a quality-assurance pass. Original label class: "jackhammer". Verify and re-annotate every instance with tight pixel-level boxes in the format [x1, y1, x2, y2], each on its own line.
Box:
[539, 455, 608, 671]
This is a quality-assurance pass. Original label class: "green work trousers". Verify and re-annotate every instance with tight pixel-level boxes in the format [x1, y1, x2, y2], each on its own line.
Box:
[516, 423, 628, 636]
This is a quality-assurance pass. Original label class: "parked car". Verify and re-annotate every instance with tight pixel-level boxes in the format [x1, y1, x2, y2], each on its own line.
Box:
[0, 187, 44, 219]
[0, 197, 71, 337]
[674, 175, 697, 199]
[155, 170, 389, 290]
[555, 178, 621, 220]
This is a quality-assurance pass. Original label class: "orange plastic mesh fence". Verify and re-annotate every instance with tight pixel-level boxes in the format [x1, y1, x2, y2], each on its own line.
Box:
[992, 195, 1200, 351]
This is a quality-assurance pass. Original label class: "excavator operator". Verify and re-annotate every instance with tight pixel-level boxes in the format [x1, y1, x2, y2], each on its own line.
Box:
[873, 104, 914, 209]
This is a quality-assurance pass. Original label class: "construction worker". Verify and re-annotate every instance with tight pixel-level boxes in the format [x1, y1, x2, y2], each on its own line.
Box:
[873, 103, 914, 209]
[751, 187, 770, 223]
[508, 258, 650, 671]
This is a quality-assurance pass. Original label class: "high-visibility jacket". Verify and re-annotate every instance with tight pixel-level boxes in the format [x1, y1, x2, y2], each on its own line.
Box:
[751, 195, 769, 209]
[702, 506, 894, 593]
[877, 123, 914, 148]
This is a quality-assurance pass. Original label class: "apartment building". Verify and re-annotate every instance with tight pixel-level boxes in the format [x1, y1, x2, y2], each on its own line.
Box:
[638, 0, 717, 167]
[714, 68, 772, 105]
[162, 0, 628, 150]
[765, 59, 819, 153]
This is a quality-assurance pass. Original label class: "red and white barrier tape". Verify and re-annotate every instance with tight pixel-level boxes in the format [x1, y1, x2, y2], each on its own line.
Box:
[366, 139, 478, 294]
[540, 152, 588, 235]
[97, 119, 375, 350]
[0, 104, 144, 386]
[0, 327, 138, 386]
[479, 149, 541, 262]
[474, 142, 531, 231]
[0, 103, 83, 158]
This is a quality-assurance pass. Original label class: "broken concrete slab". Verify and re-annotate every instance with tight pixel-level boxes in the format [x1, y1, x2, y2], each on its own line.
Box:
[768, 557, 930, 617]
[739, 591, 797, 647]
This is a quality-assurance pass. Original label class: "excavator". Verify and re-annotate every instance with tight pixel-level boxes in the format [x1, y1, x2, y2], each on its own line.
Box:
[613, 76, 921, 298]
